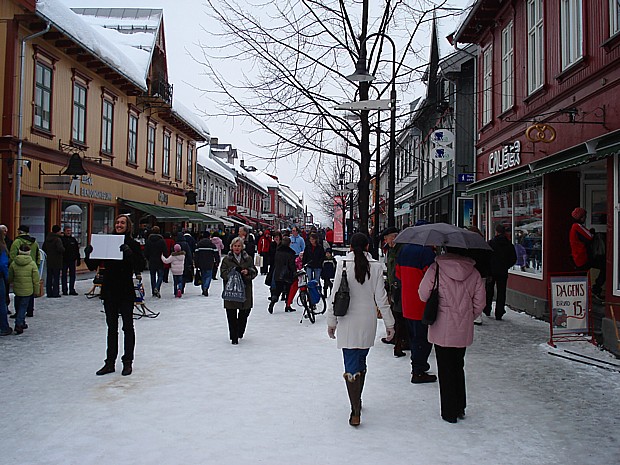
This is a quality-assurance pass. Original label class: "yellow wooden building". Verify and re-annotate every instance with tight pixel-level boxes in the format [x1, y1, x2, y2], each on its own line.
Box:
[0, 1, 211, 248]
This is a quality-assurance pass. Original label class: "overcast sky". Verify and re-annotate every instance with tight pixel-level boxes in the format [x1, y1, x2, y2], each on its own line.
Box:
[59, 0, 471, 225]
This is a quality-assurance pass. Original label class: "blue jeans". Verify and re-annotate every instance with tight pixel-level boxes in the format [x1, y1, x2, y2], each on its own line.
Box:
[173, 275, 183, 296]
[404, 319, 433, 375]
[62, 261, 76, 294]
[0, 278, 10, 333]
[149, 268, 164, 294]
[201, 269, 213, 292]
[342, 348, 370, 374]
[306, 267, 322, 282]
[14, 295, 31, 327]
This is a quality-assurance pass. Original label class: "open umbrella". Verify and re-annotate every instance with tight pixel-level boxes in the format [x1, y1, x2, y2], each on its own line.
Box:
[395, 223, 492, 250]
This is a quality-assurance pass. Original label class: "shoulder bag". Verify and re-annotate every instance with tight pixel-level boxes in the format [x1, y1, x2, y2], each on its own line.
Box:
[332, 260, 350, 317]
[421, 264, 440, 325]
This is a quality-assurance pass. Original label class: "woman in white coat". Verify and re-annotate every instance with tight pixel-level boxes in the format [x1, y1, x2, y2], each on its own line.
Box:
[327, 233, 395, 426]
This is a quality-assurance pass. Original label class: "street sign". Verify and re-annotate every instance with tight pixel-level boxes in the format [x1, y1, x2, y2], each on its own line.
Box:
[457, 173, 475, 183]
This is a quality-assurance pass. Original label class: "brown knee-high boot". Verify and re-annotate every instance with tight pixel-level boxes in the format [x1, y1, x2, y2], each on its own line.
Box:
[344, 372, 362, 426]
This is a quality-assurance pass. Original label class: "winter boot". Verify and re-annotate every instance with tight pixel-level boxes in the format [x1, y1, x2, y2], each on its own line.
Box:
[96, 361, 115, 376]
[359, 370, 366, 411]
[121, 361, 133, 376]
[343, 372, 362, 426]
[268, 299, 275, 314]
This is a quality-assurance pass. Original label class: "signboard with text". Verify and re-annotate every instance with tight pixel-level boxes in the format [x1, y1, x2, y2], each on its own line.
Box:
[333, 196, 345, 244]
[548, 274, 591, 344]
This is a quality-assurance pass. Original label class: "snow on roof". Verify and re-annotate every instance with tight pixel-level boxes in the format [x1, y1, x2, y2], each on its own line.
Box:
[280, 184, 303, 209]
[253, 171, 279, 189]
[197, 151, 236, 184]
[237, 169, 268, 194]
[36, 1, 149, 90]
[171, 99, 211, 140]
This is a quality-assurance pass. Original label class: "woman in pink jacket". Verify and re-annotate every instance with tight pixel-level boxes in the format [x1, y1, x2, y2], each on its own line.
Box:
[419, 248, 486, 424]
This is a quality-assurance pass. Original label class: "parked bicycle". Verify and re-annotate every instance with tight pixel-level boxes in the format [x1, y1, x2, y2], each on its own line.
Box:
[295, 269, 326, 324]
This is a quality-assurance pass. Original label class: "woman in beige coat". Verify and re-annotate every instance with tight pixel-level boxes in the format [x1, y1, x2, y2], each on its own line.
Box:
[327, 233, 395, 426]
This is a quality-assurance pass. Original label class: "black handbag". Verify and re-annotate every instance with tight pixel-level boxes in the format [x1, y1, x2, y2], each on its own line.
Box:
[332, 260, 350, 317]
[422, 264, 440, 326]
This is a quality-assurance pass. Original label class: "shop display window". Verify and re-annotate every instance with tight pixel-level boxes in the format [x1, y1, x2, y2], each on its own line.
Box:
[61, 202, 88, 250]
[513, 179, 543, 276]
[93, 205, 115, 235]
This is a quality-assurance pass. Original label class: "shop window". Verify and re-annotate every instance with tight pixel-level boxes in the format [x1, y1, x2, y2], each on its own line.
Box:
[513, 179, 543, 275]
[93, 205, 115, 235]
[490, 186, 513, 238]
[61, 202, 89, 251]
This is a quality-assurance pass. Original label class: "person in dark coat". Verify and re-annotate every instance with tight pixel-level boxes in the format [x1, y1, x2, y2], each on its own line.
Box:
[194, 230, 218, 296]
[42, 225, 65, 298]
[321, 248, 336, 298]
[183, 229, 197, 253]
[484, 224, 517, 320]
[175, 233, 193, 295]
[265, 231, 282, 289]
[220, 237, 258, 344]
[143, 226, 167, 298]
[162, 232, 175, 283]
[302, 233, 325, 282]
[268, 236, 296, 314]
[84, 214, 145, 376]
[61, 226, 80, 296]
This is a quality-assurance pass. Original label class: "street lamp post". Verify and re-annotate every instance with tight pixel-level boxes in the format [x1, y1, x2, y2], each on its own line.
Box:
[347, 33, 397, 228]
[339, 164, 355, 245]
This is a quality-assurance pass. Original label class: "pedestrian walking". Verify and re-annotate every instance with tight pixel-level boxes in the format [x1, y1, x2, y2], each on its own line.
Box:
[220, 237, 258, 344]
[321, 248, 336, 298]
[161, 244, 186, 298]
[8, 245, 39, 335]
[162, 232, 175, 283]
[61, 226, 80, 296]
[419, 247, 486, 423]
[42, 225, 64, 298]
[484, 224, 517, 320]
[10, 225, 41, 318]
[143, 225, 167, 298]
[194, 231, 218, 296]
[211, 232, 224, 280]
[289, 226, 305, 256]
[257, 229, 271, 274]
[268, 236, 296, 314]
[302, 232, 325, 282]
[327, 233, 395, 427]
[0, 230, 12, 336]
[175, 232, 193, 295]
[84, 214, 145, 376]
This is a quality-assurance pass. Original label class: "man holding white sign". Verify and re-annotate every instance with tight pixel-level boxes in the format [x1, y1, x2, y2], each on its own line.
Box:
[84, 215, 145, 377]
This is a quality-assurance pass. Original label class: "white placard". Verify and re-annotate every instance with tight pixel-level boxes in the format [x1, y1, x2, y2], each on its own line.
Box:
[431, 146, 455, 161]
[549, 275, 589, 334]
[89, 234, 124, 260]
[430, 129, 455, 145]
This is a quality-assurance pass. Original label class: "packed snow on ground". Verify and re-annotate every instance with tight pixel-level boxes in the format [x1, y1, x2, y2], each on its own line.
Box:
[1, 274, 619, 465]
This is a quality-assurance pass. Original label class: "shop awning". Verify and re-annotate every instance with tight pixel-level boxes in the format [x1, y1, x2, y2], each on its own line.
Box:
[119, 199, 222, 224]
[465, 168, 531, 196]
[201, 213, 234, 227]
[226, 215, 254, 230]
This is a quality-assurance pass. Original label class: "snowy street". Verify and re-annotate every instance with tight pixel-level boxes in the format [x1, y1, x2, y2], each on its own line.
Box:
[1, 273, 619, 465]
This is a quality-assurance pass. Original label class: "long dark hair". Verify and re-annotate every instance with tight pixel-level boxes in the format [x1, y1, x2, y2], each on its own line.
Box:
[350, 233, 370, 284]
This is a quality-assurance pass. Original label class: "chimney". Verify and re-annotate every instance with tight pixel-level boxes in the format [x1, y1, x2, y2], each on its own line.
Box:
[210, 137, 218, 145]
[240, 158, 245, 168]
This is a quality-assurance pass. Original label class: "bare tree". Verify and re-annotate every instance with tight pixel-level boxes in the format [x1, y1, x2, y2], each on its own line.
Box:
[196, 0, 460, 233]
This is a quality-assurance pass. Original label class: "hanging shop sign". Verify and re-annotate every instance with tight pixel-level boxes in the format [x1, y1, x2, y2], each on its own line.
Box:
[431, 145, 455, 162]
[43, 175, 72, 190]
[488, 140, 521, 174]
[158, 191, 169, 205]
[430, 129, 455, 145]
[526, 123, 556, 144]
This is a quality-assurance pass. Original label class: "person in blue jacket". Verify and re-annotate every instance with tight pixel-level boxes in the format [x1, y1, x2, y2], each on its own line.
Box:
[0, 227, 11, 336]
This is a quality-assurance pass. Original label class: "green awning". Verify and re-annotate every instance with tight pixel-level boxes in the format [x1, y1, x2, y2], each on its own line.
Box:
[466, 168, 532, 195]
[119, 199, 221, 224]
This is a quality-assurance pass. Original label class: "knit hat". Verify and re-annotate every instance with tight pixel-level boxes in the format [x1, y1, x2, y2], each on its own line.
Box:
[174, 244, 181, 252]
[17, 225, 29, 234]
[380, 226, 399, 238]
[571, 207, 587, 220]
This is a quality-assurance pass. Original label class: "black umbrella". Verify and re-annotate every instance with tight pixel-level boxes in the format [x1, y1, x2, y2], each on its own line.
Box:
[394, 223, 492, 250]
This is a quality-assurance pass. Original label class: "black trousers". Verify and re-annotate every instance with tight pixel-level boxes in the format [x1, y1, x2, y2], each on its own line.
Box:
[434, 345, 467, 420]
[226, 308, 251, 341]
[103, 300, 135, 363]
[485, 274, 507, 316]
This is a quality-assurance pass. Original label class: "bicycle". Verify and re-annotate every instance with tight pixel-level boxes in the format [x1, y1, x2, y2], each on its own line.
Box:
[295, 269, 326, 324]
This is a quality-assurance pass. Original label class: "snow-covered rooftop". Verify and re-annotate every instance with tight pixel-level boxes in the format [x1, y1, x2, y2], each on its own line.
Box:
[198, 151, 236, 184]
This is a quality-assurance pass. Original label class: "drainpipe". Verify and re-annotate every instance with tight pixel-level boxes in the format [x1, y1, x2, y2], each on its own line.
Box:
[15, 22, 51, 228]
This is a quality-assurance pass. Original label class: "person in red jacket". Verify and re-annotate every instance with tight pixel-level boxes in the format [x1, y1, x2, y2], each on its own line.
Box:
[257, 230, 272, 275]
[395, 220, 437, 384]
[569, 207, 605, 299]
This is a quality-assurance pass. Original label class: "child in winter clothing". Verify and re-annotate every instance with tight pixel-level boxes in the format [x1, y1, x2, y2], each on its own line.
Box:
[8, 245, 40, 334]
[161, 244, 186, 298]
[321, 248, 336, 298]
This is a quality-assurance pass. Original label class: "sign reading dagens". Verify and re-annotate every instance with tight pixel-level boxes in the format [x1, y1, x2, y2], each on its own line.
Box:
[549, 275, 589, 335]
[488, 140, 521, 174]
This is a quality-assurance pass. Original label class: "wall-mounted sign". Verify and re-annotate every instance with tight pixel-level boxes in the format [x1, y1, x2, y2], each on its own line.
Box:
[488, 140, 521, 175]
[43, 175, 71, 190]
[526, 123, 556, 143]
[67, 176, 113, 200]
[458, 173, 475, 183]
[431, 146, 455, 162]
[158, 191, 169, 204]
[430, 129, 455, 145]
[261, 214, 275, 220]
[227, 205, 237, 215]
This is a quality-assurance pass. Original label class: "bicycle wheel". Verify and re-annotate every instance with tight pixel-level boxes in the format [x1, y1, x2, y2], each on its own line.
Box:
[314, 295, 326, 315]
[299, 291, 315, 323]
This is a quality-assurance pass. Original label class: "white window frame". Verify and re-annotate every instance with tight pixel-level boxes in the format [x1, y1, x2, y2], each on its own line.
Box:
[561, 0, 583, 70]
[611, 0, 620, 35]
[482, 46, 493, 126]
[127, 114, 138, 164]
[501, 21, 514, 112]
[72, 83, 87, 144]
[527, 0, 544, 94]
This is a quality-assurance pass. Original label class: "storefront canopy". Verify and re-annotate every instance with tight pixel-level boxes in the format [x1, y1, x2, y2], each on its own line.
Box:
[226, 215, 254, 230]
[119, 199, 222, 224]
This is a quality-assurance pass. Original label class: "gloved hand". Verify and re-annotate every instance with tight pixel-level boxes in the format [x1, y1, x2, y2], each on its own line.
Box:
[235, 267, 243, 273]
[120, 243, 132, 256]
[385, 326, 395, 341]
[84, 244, 93, 256]
[327, 326, 336, 339]
[77, 259, 81, 266]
